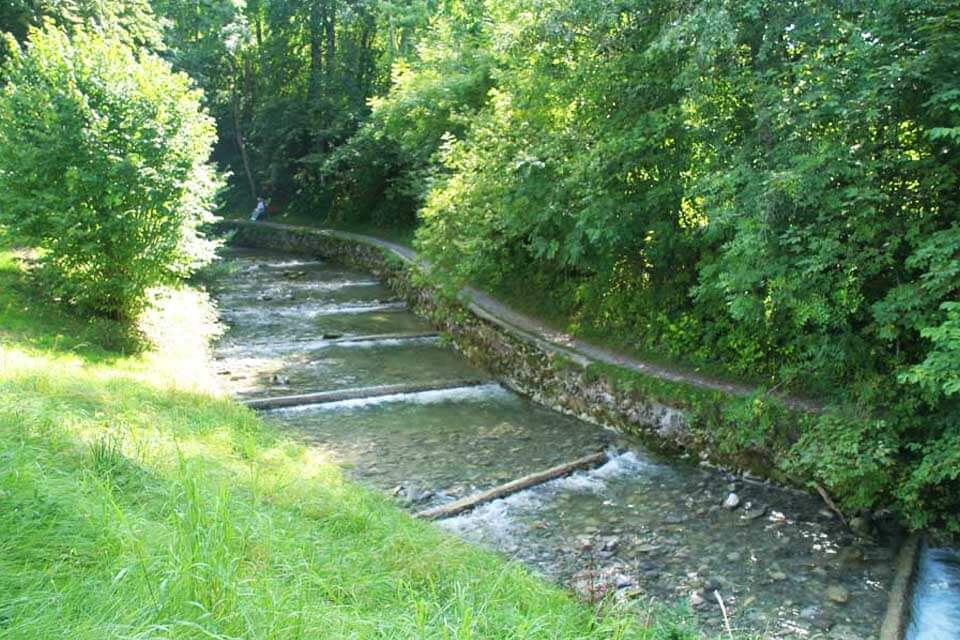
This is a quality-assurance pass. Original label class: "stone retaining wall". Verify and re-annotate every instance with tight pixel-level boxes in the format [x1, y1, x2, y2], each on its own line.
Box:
[220, 221, 794, 479]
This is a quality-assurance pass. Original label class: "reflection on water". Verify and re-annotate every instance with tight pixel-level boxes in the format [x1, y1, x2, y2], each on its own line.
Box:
[907, 546, 960, 640]
[211, 246, 898, 638]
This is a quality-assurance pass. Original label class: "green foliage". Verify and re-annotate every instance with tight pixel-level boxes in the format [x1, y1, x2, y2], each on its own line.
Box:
[0, 0, 163, 52]
[786, 413, 899, 513]
[901, 302, 960, 399]
[0, 26, 221, 319]
[323, 1, 495, 227]
[322, 0, 960, 529]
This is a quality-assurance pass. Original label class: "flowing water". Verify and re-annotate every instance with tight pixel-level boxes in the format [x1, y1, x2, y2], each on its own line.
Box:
[211, 247, 902, 638]
[906, 546, 960, 640]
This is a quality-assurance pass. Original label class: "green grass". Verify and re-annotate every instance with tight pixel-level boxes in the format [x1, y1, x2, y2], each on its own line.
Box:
[0, 241, 706, 639]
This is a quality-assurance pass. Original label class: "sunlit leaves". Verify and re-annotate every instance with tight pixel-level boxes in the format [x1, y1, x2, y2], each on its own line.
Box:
[0, 26, 221, 319]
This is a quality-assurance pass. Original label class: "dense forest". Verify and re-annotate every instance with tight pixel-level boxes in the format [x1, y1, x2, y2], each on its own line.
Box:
[1, 1, 958, 531]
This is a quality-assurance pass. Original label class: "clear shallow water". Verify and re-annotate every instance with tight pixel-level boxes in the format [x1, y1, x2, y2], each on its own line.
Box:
[907, 547, 960, 640]
[217, 338, 482, 398]
[440, 451, 894, 638]
[211, 249, 478, 397]
[267, 384, 618, 505]
[210, 247, 897, 638]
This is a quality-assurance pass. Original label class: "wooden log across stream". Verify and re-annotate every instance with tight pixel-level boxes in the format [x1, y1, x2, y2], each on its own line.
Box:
[326, 331, 439, 344]
[244, 378, 493, 410]
[415, 451, 609, 520]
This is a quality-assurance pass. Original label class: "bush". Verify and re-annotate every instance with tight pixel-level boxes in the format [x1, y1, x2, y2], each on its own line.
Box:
[0, 26, 221, 320]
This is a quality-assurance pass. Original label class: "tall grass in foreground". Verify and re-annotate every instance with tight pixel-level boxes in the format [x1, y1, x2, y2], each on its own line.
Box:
[0, 245, 708, 639]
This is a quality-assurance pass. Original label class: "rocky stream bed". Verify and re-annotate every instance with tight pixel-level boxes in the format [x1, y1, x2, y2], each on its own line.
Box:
[210, 247, 901, 638]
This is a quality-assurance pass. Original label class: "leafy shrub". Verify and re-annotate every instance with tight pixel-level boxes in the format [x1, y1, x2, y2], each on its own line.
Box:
[0, 26, 221, 319]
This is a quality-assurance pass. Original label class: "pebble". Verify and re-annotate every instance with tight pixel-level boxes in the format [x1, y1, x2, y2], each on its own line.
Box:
[849, 516, 872, 537]
[800, 605, 821, 620]
[837, 546, 865, 566]
[743, 505, 767, 520]
[689, 592, 705, 606]
[704, 576, 727, 593]
[726, 551, 742, 562]
[634, 544, 660, 554]
[723, 492, 741, 510]
[826, 585, 850, 604]
[614, 574, 634, 589]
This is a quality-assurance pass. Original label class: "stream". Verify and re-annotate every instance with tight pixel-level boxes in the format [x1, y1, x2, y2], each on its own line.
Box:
[211, 247, 901, 638]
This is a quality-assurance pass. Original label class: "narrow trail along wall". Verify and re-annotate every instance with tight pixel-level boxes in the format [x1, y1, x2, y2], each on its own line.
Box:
[219, 220, 813, 485]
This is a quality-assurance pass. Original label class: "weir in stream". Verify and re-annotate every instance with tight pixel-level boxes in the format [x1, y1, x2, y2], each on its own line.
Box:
[211, 246, 902, 638]
[906, 546, 960, 640]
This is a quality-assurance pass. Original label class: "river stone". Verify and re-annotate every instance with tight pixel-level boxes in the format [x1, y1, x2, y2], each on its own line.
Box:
[829, 625, 860, 639]
[837, 546, 865, 566]
[849, 516, 872, 537]
[704, 576, 727, 594]
[743, 504, 767, 520]
[614, 574, 634, 589]
[723, 492, 741, 510]
[800, 605, 822, 620]
[826, 585, 849, 604]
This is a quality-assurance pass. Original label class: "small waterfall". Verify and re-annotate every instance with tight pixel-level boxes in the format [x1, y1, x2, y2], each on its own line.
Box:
[270, 383, 511, 413]
[907, 546, 960, 640]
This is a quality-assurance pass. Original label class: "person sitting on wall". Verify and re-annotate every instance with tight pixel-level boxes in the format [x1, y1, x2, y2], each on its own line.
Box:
[250, 196, 266, 221]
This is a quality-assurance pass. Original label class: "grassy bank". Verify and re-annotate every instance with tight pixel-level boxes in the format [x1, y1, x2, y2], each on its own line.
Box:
[0, 241, 704, 639]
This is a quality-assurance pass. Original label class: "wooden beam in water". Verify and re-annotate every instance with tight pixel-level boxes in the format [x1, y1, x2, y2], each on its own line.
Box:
[415, 451, 609, 521]
[326, 332, 439, 344]
[244, 378, 493, 410]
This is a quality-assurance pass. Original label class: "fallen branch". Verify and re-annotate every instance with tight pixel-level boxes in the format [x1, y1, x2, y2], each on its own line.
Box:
[815, 483, 848, 527]
[415, 451, 609, 520]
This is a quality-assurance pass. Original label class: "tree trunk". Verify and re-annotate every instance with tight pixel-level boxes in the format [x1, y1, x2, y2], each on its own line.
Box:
[308, 1, 323, 101]
[324, 0, 336, 79]
[232, 68, 257, 200]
